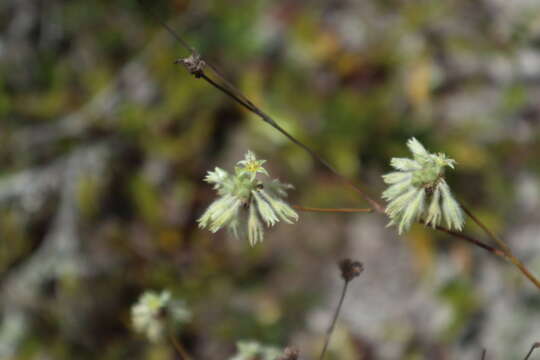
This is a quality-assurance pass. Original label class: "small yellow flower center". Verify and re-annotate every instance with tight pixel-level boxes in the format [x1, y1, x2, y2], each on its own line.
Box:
[245, 162, 259, 173]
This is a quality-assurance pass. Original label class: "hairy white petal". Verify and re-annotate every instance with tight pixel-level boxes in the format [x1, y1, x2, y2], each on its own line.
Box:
[204, 167, 229, 189]
[390, 158, 421, 171]
[385, 187, 419, 219]
[398, 188, 425, 235]
[197, 195, 240, 232]
[209, 198, 242, 233]
[425, 186, 442, 228]
[382, 176, 413, 201]
[265, 179, 294, 197]
[258, 190, 298, 224]
[439, 180, 464, 230]
[407, 137, 428, 157]
[228, 216, 242, 239]
[252, 191, 279, 226]
[248, 205, 264, 246]
[197, 197, 229, 229]
[382, 171, 412, 185]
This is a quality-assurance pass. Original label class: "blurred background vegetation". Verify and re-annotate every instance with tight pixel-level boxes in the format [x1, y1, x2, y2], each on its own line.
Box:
[1, 0, 540, 359]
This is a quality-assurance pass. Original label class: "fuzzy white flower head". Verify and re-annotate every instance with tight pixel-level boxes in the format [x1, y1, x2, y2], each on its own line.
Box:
[198, 151, 298, 246]
[131, 290, 191, 342]
[382, 138, 464, 234]
[229, 340, 282, 360]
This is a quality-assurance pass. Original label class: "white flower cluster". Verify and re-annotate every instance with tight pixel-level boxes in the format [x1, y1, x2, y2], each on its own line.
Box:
[229, 340, 282, 360]
[382, 138, 464, 234]
[198, 151, 298, 246]
[131, 290, 191, 342]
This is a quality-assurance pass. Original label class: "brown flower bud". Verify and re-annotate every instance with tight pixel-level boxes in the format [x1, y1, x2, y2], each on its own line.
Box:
[339, 259, 364, 282]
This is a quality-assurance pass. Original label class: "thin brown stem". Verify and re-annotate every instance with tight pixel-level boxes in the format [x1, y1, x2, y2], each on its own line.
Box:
[168, 329, 192, 360]
[319, 280, 349, 360]
[198, 72, 383, 212]
[293, 205, 373, 213]
[460, 202, 511, 254]
[460, 202, 540, 290]
[135, 0, 384, 213]
[431, 224, 507, 260]
[524, 342, 539, 360]
[481, 348, 486, 360]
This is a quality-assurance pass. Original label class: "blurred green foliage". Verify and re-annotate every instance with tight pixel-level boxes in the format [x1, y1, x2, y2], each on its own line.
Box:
[1, 0, 540, 359]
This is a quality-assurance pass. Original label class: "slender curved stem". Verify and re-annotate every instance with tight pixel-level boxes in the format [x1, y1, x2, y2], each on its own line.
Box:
[460, 202, 540, 290]
[430, 223, 507, 259]
[524, 342, 539, 360]
[459, 202, 512, 254]
[134, 0, 383, 213]
[168, 329, 192, 360]
[319, 281, 349, 360]
[198, 73, 383, 213]
[293, 205, 373, 213]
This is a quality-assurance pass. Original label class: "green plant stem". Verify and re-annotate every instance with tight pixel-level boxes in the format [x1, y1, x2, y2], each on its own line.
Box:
[319, 280, 349, 360]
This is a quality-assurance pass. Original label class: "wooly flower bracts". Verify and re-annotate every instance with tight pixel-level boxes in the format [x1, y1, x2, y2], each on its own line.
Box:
[382, 138, 464, 235]
[198, 151, 298, 246]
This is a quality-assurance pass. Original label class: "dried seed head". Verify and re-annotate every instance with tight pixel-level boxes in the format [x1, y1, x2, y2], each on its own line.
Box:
[176, 54, 206, 78]
[339, 259, 364, 282]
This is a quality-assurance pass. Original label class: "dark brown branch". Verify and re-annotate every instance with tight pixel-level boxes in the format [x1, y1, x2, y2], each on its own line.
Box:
[431, 224, 507, 259]
[460, 201, 512, 254]
[460, 202, 540, 290]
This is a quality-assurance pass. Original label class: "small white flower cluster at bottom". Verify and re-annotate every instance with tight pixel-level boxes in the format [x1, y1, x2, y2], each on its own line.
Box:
[131, 290, 191, 342]
[229, 340, 282, 360]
